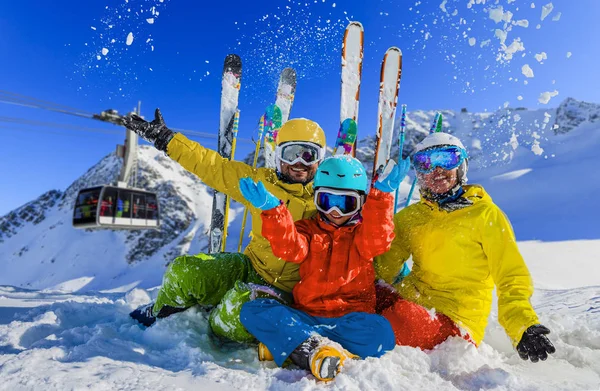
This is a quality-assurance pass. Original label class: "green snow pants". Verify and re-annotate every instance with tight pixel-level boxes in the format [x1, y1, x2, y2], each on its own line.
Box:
[153, 252, 291, 343]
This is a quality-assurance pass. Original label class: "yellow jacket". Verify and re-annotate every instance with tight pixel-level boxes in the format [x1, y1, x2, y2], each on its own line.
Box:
[375, 185, 539, 346]
[167, 133, 317, 292]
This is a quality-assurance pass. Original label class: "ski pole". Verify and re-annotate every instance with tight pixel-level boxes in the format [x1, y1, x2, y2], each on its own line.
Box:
[237, 114, 265, 252]
[394, 104, 407, 214]
[222, 110, 240, 253]
[405, 112, 441, 207]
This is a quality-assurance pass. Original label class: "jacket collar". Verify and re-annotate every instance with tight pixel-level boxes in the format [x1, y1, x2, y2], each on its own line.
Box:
[421, 184, 489, 211]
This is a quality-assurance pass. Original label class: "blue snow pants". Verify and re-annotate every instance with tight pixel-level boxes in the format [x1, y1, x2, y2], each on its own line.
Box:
[240, 298, 396, 366]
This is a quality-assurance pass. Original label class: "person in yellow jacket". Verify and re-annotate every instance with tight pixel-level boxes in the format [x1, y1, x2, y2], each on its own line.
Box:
[375, 131, 556, 363]
[123, 109, 327, 343]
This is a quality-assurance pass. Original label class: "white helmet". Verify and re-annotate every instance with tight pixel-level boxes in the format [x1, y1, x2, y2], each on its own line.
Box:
[413, 132, 469, 184]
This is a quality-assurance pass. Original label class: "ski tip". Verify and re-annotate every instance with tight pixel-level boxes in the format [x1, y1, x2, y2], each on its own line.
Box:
[224, 54, 242, 71]
[347, 21, 364, 30]
[282, 67, 296, 76]
[386, 46, 402, 55]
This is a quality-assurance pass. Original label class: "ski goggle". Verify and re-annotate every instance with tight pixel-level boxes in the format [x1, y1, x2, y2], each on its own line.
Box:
[412, 146, 468, 174]
[314, 188, 362, 217]
[276, 142, 325, 166]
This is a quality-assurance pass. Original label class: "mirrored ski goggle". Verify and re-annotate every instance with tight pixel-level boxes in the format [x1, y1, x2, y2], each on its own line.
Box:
[277, 142, 325, 166]
[412, 146, 467, 174]
[314, 188, 362, 217]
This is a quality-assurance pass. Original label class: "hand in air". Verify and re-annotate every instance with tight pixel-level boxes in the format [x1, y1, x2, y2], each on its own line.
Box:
[239, 178, 280, 211]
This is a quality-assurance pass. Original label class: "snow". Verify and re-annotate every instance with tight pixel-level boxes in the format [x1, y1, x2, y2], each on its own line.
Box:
[101, 47, 109, 55]
[566, 51, 572, 58]
[2, 101, 600, 389]
[146, 18, 155, 24]
[552, 12, 562, 21]
[126, 32, 134, 46]
[535, 52, 547, 63]
[538, 90, 559, 104]
[468, 37, 476, 46]
[541, 3, 554, 21]
[521, 64, 534, 78]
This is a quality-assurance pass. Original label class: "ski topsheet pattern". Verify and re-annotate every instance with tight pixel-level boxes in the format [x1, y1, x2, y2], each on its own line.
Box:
[338, 21, 364, 156]
[209, 54, 242, 254]
[372, 47, 402, 184]
[333, 118, 358, 155]
[264, 69, 296, 169]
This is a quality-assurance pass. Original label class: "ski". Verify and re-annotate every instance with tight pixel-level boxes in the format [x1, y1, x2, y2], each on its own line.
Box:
[275, 67, 297, 123]
[371, 47, 402, 185]
[339, 21, 364, 156]
[209, 54, 242, 254]
[263, 103, 284, 169]
[221, 109, 240, 252]
[333, 118, 358, 155]
[264, 70, 295, 169]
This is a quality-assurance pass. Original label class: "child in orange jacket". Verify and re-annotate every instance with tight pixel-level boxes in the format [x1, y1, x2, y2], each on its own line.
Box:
[239, 155, 408, 381]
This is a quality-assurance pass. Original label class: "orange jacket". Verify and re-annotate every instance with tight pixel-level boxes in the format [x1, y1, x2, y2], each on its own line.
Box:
[261, 189, 395, 318]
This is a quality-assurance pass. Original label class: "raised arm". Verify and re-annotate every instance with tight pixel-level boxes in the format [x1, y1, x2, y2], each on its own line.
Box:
[355, 188, 395, 260]
[124, 109, 256, 204]
[261, 204, 311, 264]
[239, 178, 310, 264]
[374, 211, 411, 285]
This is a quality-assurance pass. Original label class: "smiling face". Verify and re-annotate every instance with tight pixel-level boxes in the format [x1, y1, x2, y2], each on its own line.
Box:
[280, 161, 319, 184]
[417, 166, 459, 194]
[323, 209, 353, 226]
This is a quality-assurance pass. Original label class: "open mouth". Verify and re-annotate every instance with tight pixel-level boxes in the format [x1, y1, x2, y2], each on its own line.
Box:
[290, 167, 307, 173]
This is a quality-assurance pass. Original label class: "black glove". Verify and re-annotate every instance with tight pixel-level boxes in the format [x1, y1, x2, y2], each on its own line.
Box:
[516, 324, 556, 363]
[122, 108, 174, 152]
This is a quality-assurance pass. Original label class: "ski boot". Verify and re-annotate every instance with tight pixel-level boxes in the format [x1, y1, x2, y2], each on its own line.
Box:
[258, 342, 274, 361]
[129, 302, 187, 327]
[289, 336, 357, 382]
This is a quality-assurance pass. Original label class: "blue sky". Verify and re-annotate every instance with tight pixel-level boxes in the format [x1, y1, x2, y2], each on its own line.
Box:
[1, 0, 599, 215]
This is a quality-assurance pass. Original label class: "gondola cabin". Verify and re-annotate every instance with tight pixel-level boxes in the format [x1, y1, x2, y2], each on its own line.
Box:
[73, 185, 160, 229]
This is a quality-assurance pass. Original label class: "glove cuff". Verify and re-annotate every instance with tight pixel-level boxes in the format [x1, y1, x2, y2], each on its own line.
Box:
[155, 128, 175, 152]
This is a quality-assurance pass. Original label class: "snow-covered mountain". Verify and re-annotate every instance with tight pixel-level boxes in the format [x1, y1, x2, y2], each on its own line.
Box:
[1, 97, 600, 390]
[2, 97, 600, 292]
[0, 146, 217, 292]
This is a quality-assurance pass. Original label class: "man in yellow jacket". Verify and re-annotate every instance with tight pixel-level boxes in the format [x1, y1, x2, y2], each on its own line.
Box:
[375, 131, 556, 363]
[123, 109, 327, 342]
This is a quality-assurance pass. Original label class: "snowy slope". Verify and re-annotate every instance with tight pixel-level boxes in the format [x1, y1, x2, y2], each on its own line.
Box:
[0, 146, 216, 292]
[1, 98, 600, 390]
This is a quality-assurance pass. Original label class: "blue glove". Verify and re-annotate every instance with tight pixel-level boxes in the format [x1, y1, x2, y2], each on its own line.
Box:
[374, 160, 408, 193]
[239, 177, 280, 211]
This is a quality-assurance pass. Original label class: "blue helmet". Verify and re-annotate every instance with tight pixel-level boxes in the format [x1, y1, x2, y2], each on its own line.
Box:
[313, 156, 368, 193]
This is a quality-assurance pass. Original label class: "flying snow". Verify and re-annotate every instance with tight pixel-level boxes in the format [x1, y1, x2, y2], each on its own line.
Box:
[538, 90, 559, 104]
[521, 64, 534, 78]
[126, 32, 134, 46]
[541, 3, 554, 21]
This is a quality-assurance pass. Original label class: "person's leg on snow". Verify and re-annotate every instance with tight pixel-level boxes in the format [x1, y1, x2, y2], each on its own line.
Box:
[381, 296, 464, 350]
[240, 298, 395, 381]
[130, 252, 287, 342]
[209, 281, 290, 342]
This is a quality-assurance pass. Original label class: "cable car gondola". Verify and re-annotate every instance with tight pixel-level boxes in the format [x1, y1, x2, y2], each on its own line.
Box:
[72, 104, 161, 230]
[73, 185, 160, 229]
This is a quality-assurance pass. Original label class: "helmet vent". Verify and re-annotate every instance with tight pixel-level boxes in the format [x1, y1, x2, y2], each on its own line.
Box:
[337, 174, 345, 178]
[321, 170, 330, 175]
